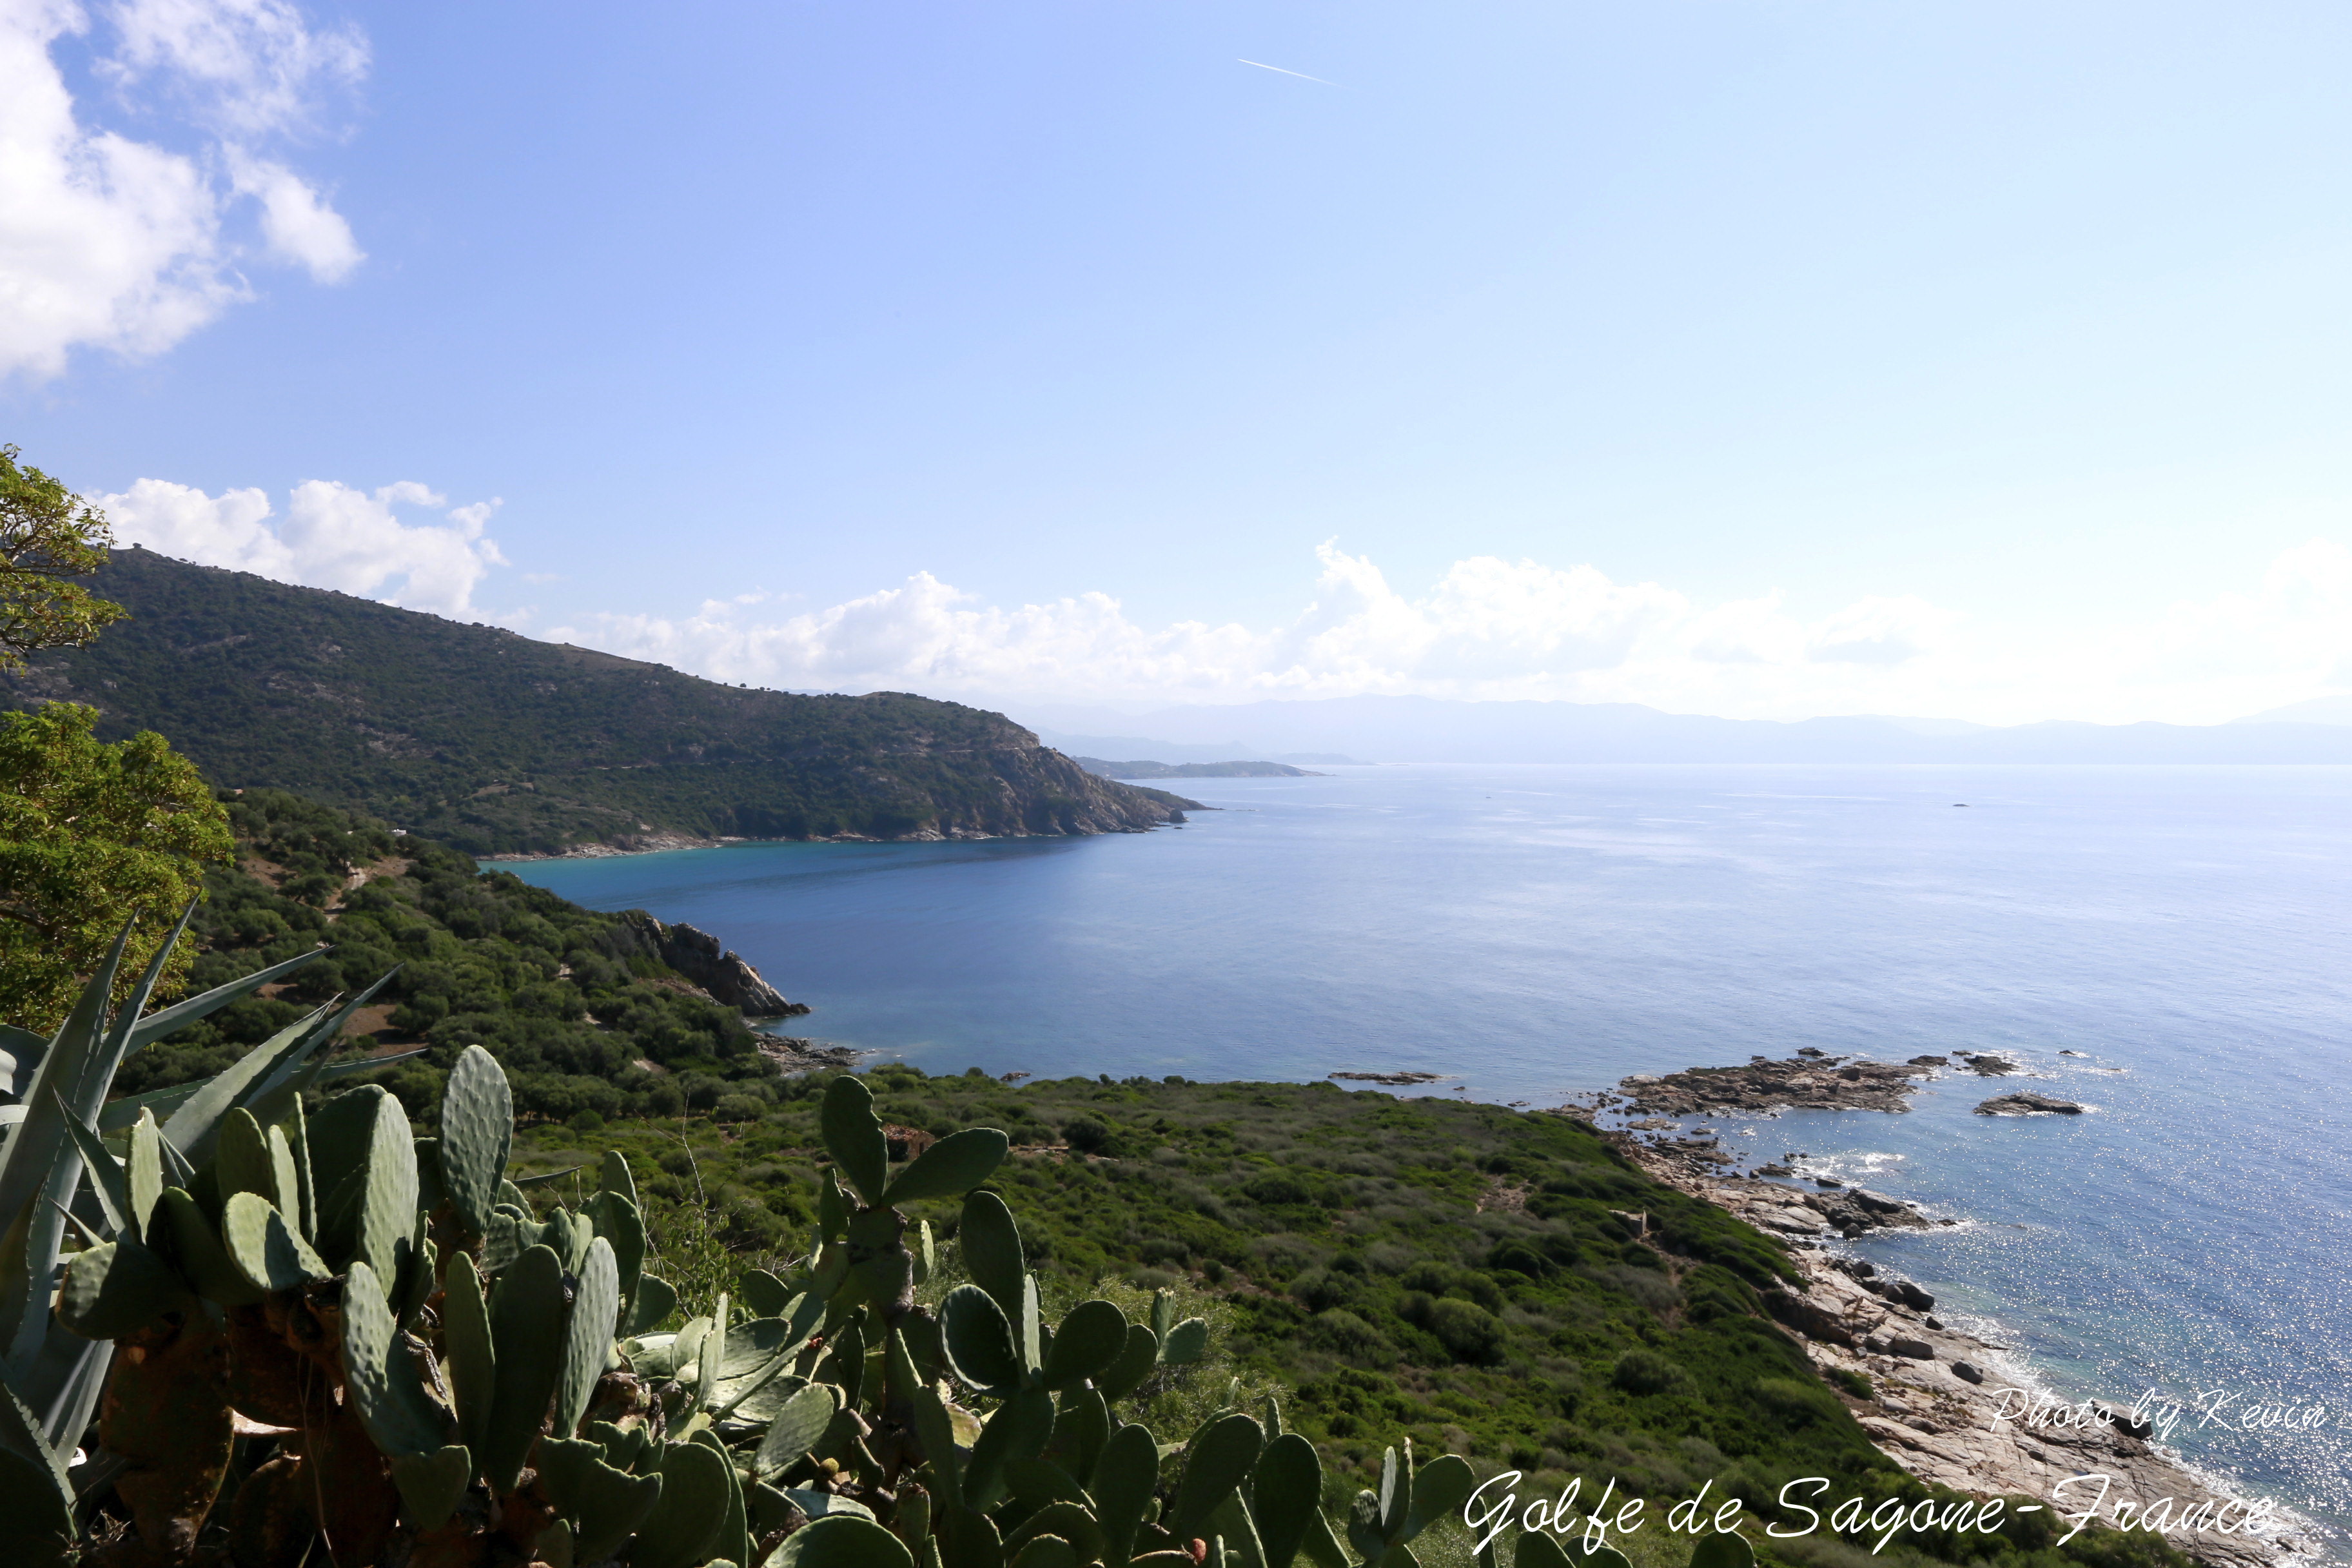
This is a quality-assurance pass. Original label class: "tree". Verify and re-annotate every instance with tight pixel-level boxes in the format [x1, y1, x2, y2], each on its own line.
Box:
[0, 444, 126, 669]
[0, 703, 233, 1030]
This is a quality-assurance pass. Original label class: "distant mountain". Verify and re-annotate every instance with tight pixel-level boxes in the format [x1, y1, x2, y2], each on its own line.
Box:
[1032, 729, 1373, 766]
[1070, 757, 1324, 779]
[6, 550, 1192, 856]
[1023, 694, 2352, 765]
[2233, 694, 2352, 726]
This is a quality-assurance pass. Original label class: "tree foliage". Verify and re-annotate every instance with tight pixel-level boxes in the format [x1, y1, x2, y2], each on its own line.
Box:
[0, 703, 231, 1030]
[0, 445, 125, 667]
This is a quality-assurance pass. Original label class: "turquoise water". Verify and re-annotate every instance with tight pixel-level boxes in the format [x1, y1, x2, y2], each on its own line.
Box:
[509, 764, 2352, 1541]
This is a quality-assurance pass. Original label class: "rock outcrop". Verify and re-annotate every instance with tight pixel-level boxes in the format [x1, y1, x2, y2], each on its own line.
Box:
[1605, 1052, 1946, 1115]
[1613, 1134, 2304, 1568]
[1975, 1092, 2084, 1115]
[624, 914, 808, 1017]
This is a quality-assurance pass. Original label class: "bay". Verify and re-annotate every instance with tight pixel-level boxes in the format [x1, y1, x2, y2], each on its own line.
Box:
[509, 762, 2352, 1544]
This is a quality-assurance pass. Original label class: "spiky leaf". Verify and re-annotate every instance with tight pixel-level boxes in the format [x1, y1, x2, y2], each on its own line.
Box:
[941, 1284, 1022, 1393]
[1689, 1536, 1756, 1568]
[1095, 1323, 1160, 1401]
[551, 1236, 618, 1439]
[440, 1044, 513, 1237]
[1515, 1534, 1574, 1568]
[1253, 1433, 1325, 1568]
[1040, 1297, 1126, 1390]
[778, 1515, 917, 1568]
[154, 1187, 259, 1307]
[1404, 1454, 1476, 1542]
[885, 1127, 1010, 1205]
[755, 1382, 838, 1478]
[221, 1191, 328, 1292]
[1161, 1316, 1210, 1366]
[482, 1244, 568, 1493]
[57, 1237, 188, 1340]
[965, 1384, 1054, 1511]
[215, 1108, 274, 1203]
[343, 1260, 448, 1458]
[125, 1111, 164, 1240]
[443, 1253, 496, 1456]
[820, 1075, 890, 1207]
[1086, 1420, 1162, 1568]
[1170, 1411, 1264, 1539]
[633, 1439, 732, 1568]
[627, 1274, 680, 1337]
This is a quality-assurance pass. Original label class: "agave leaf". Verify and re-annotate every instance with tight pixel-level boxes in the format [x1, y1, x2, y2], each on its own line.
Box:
[157, 1002, 338, 1165]
[0, 923, 132, 1373]
[0, 1384, 74, 1567]
[0, 1023, 47, 1101]
[123, 945, 325, 1056]
[52, 1091, 128, 1239]
[237, 969, 402, 1131]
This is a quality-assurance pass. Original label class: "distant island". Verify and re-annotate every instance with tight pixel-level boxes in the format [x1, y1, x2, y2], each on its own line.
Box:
[5, 549, 1201, 856]
[1071, 756, 1327, 779]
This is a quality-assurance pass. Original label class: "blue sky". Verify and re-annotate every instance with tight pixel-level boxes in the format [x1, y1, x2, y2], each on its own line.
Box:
[8, 1, 2352, 723]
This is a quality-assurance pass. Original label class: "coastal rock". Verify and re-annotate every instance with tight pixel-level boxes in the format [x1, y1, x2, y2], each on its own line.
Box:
[1610, 1130, 2300, 1568]
[624, 914, 809, 1016]
[1329, 1070, 1451, 1086]
[1612, 1052, 1939, 1115]
[1959, 1053, 2020, 1075]
[758, 1035, 859, 1072]
[1975, 1092, 2084, 1115]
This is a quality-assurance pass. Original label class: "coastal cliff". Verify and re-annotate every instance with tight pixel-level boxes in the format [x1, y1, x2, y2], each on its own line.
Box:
[3, 549, 1197, 855]
[621, 912, 807, 1016]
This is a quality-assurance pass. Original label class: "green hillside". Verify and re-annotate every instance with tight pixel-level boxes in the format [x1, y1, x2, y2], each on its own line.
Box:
[3, 549, 1193, 855]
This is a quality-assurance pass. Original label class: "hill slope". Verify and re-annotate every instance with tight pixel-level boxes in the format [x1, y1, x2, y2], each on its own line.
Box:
[3, 549, 1191, 854]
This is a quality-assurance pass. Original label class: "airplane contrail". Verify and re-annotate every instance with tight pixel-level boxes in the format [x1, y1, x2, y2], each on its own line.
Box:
[1238, 59, 1339, 86]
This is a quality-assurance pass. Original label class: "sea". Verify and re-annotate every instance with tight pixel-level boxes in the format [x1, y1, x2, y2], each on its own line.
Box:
[509, 763, 2352, 1547]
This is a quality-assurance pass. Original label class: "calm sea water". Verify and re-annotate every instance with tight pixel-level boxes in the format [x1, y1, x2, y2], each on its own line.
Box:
[510, 764, 2352, 1542]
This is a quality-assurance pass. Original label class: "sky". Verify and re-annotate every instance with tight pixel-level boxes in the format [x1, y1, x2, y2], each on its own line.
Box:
[6, 0, 2352, 725]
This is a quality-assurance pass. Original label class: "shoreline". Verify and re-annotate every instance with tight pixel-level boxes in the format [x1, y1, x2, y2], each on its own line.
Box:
[1587, 1064, 2313, 1568]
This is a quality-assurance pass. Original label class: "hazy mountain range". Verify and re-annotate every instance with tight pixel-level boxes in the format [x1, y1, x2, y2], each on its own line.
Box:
[1018, 694, 2352, 766]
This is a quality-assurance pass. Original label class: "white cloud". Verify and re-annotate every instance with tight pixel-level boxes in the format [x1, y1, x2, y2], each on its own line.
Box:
[101, 476, 507, 615]
[0, 0, 365, 380]
[546, 538, 2352, 727]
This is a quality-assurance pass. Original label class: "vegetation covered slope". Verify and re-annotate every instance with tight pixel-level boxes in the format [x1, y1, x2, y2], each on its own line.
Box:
[3, 549, 1191, 854]
[505, 1071, 2182, 1568]
[124, 789, 792, 1135]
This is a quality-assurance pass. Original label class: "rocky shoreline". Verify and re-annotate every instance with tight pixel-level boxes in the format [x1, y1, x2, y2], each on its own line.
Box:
[1584, 1071, 2306, 1568]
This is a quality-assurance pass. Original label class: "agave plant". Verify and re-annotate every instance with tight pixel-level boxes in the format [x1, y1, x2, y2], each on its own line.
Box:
[0, 907, 414, 1564]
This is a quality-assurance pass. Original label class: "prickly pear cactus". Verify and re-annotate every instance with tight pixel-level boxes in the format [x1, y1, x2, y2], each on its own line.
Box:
[33, 945, 1489, 1568]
